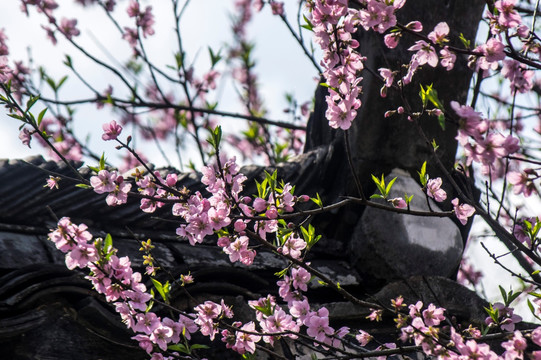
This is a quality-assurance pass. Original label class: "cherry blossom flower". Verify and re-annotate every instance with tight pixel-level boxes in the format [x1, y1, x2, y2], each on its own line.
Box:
[19, 127, 32, 147]
[90, 170, 118, 194]
[408, 40, 438, 67]
[59, 18, 80, 40]
[270, 1, 284, 16]
[306, 307, 334, 345]
[356, 330, 373, 346]
[233, 322, 261, 354]
[507, 170, 537, 197]
[102, 120, 123, 141]
[440, 47, 456, 70]
[501, 59, 534, 93]
[502, 331, 527, 360]
[427, 22, 449, 44]
[426, 177, 447, 202]
[389, 197, 407, 208]
[279, 234, 306, 259]
[451, 198, 476, 225]
[495, 0, 522, 29]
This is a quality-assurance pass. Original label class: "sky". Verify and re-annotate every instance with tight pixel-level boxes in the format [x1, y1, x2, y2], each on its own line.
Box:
[0, 0, 318, 165]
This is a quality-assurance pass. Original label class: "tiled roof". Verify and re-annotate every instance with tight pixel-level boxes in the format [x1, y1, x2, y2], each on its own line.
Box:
[0, 156, 203, 236]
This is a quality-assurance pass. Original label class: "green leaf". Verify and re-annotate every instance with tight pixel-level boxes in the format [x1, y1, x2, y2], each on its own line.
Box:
[528, 299, 541, 321]
[8, 113, 24, 121]
[45, 76, 56, 91]
[57, 75, 68, 90]
[75, 184, 92, 189]
[64, 55, 73, 68]
[190, 344, 210, 351]
[208, 47, 222, 66]
[274, 267, 288, 278]
[438, 114, 446, 131]
[301, 14, 314, 31]
[99, 152, 106, 171]
[318, 82, 338, 92]
[508, 291, 521, 305]
[459, 33, 471, 49]
[528, 292, 541, 298]
[104, 233, 113, 252]
[168, 344, 189, 354]
[405, 194, 414, 204]
[26, 95, 40, 112]
[207, 125, 222, 150]
[385, 177, 397, 195]
[174, 51, 184, 70]
[418, 161, 428, 186]
[371, 174, 388, 198]
[37, 108, 48, 127]
[499, 286, 507, 304]
[151, 278, 170, 303]
[311, 193, 323, 208]
[87, 165, 100, 173]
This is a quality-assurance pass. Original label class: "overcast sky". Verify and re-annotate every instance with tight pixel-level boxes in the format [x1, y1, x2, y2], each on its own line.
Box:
[0, 1, 318, 164]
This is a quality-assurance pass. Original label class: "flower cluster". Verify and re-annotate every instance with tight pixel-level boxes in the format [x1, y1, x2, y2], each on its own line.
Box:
[452, 101, 520, 176]
[309, 0, 363, 130]
[90, 169, 132, 206]
[48, 218, 199, 359]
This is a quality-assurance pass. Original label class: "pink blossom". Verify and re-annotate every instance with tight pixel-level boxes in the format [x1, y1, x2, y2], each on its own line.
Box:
[106, 176, 131, 206]
[65, 243, 97, 269]
[389, 197, 407, 208]
[233, 322, 261, 354]
[291, 266, 311, 292]
[531, 327, 541, 346]
[495, 0, 522, 28]
[480, 38, 506, 64]
[426, 177, 447, 202]
[384, 32, 400, 49]
[138, 6, 155, 37]
[306, 307, 334, 345]
[457, 257, 483, 286]
[405, 21, 423, 32]
[279, 234, 306, 259]
[501, 59, 534, 93]
[451, 198, 476, 225]
[45, 176, 60, 190]
[289, 299, 311, 325]
[0, 29, 8, 56]
[402, 58, 420, 84]
[507, 170, 537, 197]
[408, 40, 438, 67]
[270, 1, 284, 16]
[133, 312, 160, 335]
[427, 22, 449, 44]
[150, 325, 173, 351]
[59, 18, 80, 40]
[502, 331, 527, 360]
[102, 120, 123, 141]
[356, 330, 373, 346]
[440, 47, 456, 70]
[378, 67, 394, 88]
[19, 127, 32, 148]
[223, 236, 255, 265]
[132, 334, 153, 354]
[90, 170, 118, 194]
[422, 304, 445, 326]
